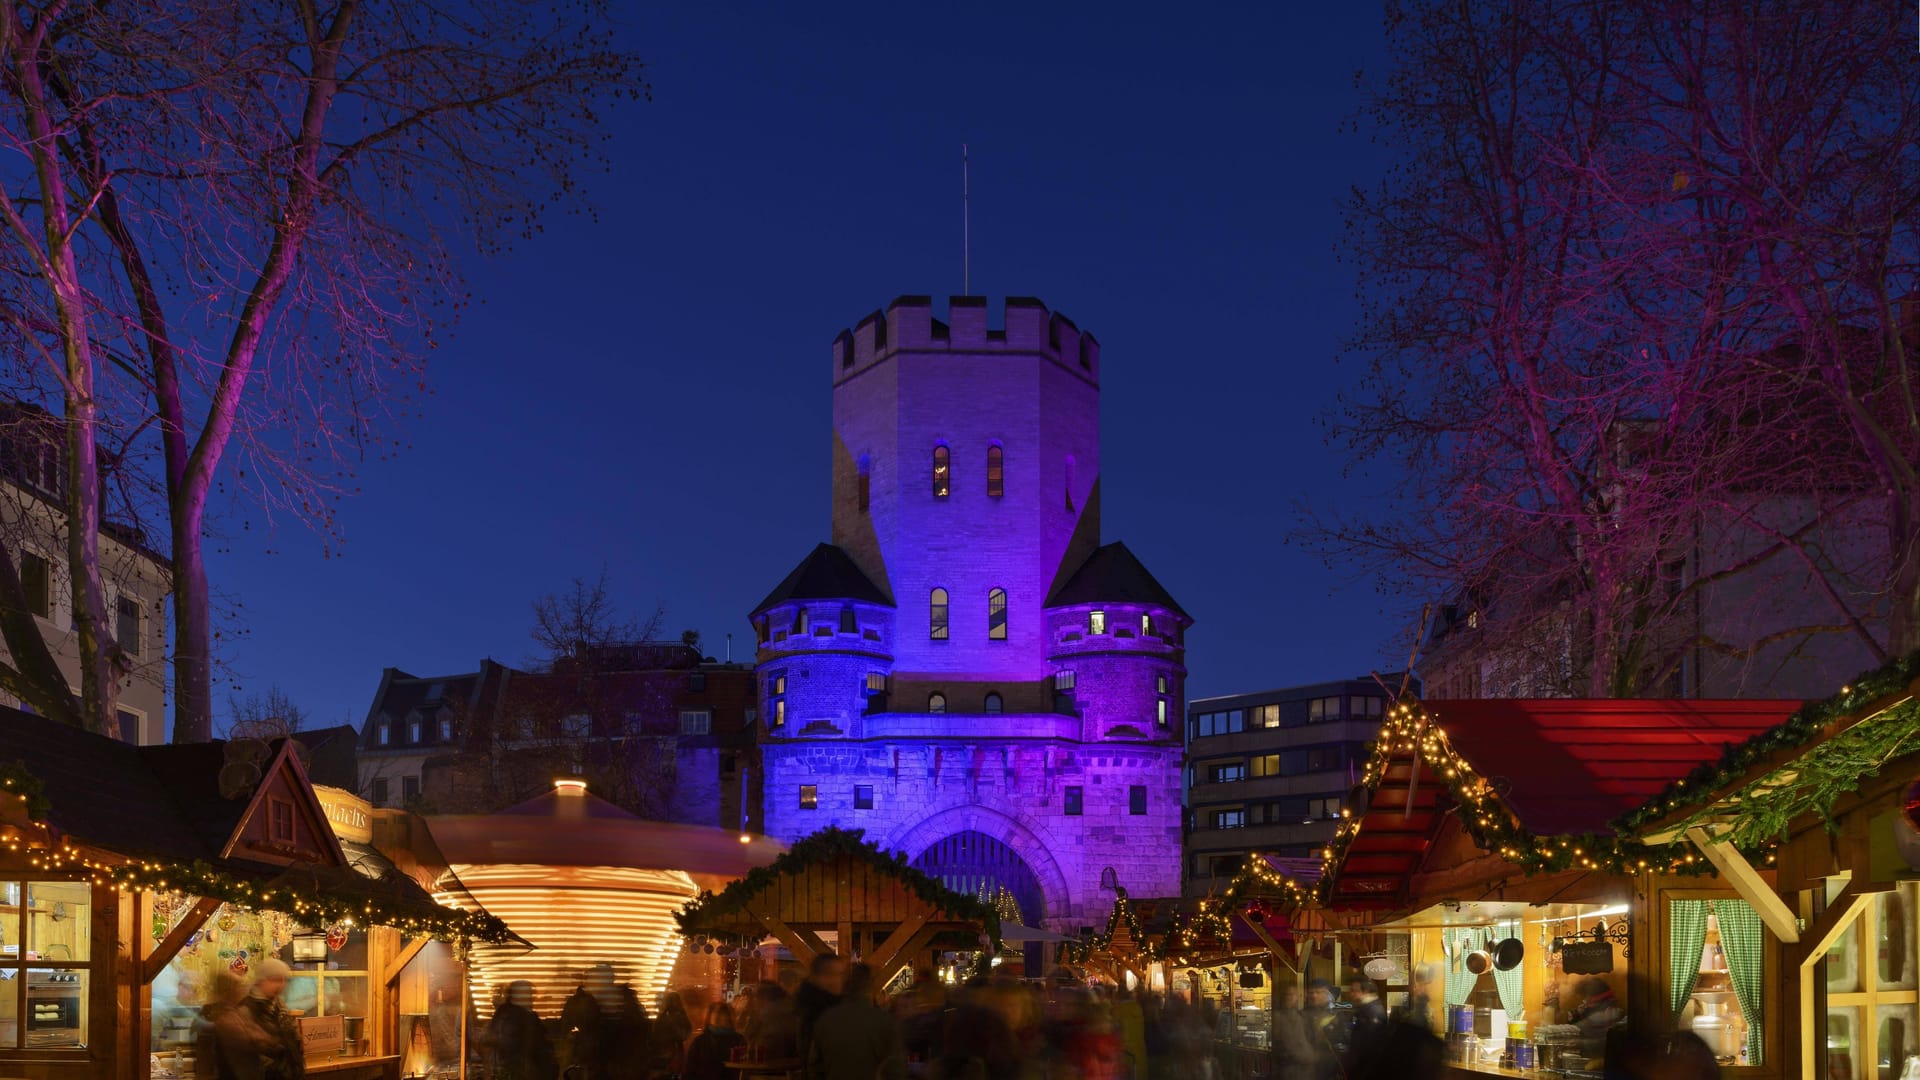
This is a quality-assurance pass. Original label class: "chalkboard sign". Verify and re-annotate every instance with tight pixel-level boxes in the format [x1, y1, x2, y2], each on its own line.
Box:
[1560, 941, 1615, 974]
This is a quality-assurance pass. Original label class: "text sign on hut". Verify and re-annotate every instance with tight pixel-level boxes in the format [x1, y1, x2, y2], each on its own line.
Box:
[1560, 940, 1615, 974]
[298, 1015, 344, 1056]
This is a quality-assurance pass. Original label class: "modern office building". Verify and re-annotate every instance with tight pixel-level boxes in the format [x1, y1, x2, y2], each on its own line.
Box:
[1183, 677, 1409, 898]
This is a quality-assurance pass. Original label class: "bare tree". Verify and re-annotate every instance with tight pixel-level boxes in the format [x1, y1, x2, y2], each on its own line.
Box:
[1, 0, 645, 740]
[1305, 0, 1917, 697]
[225, 684, 309, 739]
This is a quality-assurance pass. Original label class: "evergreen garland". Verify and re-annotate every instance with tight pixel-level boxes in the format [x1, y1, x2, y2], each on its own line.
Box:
[0, 762, 51, 821]
[676, 826, 1000, 943]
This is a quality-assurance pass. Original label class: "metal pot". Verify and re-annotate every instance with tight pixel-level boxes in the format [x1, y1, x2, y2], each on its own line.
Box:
[1492, 937, 1525, 971]
[1464, 948, 1492, 975]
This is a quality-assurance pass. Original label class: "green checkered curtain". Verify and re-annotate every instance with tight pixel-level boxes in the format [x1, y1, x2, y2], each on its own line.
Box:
[1492, 920, 1523, 1017]
[1668, 900, 1711, 1016]
[1712, 899, 1765, 1065]
[1444, 928, 1474, 1007]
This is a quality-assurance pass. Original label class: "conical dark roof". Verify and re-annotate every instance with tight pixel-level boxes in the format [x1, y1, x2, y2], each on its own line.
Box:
[752, 542, 890, 613]
[1047, 541, 1189, 618]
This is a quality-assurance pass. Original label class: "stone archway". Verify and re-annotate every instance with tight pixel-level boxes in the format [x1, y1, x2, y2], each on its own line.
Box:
[887, 805, 1075, 923]
[911, 831, 1047, 926]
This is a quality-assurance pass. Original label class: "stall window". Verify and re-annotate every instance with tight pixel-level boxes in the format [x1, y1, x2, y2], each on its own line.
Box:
[0, 881, 93, 1049]
[1670, 896, 1767, 1067]
[1822, 883, 1919, 1080]
[280, 925, 370, 1022]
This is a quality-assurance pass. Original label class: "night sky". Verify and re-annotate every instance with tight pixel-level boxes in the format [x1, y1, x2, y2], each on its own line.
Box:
[205, 2, 1404, 733]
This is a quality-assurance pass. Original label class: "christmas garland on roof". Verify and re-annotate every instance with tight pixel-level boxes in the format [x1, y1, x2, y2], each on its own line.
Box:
[1061, 855, 1314, 965]
[676, 826, 999, 943]
[1614, 649, 1920, 836]
[0, 762, 52, 822]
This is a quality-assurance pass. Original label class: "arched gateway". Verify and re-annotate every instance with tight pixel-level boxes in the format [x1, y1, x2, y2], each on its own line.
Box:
[911, 831, 1047, 926]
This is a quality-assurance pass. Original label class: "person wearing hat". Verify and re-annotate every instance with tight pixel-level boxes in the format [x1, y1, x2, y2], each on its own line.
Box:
[245, 959, 305, 1080]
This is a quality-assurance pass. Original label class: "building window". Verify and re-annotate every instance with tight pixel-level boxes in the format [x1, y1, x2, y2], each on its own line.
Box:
[932, 445, 951, 498]
[1157, 675, 1168, 694]
[1251, 753, 1282, 778]
[1305, 796, 1342, 820]
[114, 594, 142, 657]
[1208, 761, 1247, 784]
[377, 722, 390, 746]
[1129, 785, 1148, 815]
[1055, 670, 1076, 690]
[438, 718, 452, 741]
[986, 445, 1004, 498]
[402, 775, 420, 803]
[1249, 704, 1281, 729]
[680, 709, 712, 735]
[1208, 854, 1242, 878]
[371, 778, 389, 806]
[1156, 699, 1168, 727]
[561, 714, 590, 738]
[799, 785, 818, 810]
[988, 588, 1008, 640]
[1064, 786, 1084, 815]
[930, 588, 949, 640]
[408, 720, 422, 742]
[839, 606, 856, 633]
[793, 607, 809, 635]
[865, 672, 888, 695]
[1195, 711, 1246, 738]
[1089, 609, 1105, 635]
[1308, 697, 1342, 723]
[772, 700, 785, 727]
[1352, 696, 1385, 717]
[116, 709, 141, 743]
[1141, 613, 1152, 636]
[770, 673, 786, 728]
[854, 785, 874, 810]
[269, 797, 295, 843]
[19, 551, 50, 619]
[928, 693, 946, 714]
[1211, 807, 1246, 829]
[984, 692, 1003, 715]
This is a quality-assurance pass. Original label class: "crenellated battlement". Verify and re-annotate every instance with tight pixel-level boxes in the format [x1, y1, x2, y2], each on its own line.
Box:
[832, 296, 1100, 383]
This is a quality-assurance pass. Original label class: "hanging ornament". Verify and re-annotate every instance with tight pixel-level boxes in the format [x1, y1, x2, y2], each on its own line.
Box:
[228, 948, 250, 977]
[326, 923, 351, 951]
[218, 907, 237, 932]
[184, 931, 204, 957]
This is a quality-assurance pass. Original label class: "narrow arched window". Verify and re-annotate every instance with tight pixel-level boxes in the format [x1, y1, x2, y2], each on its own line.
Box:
[987, 445, 1004, 498]
[984, 692, 1003, 715]
[838, 605, 856, 634]
[988, 588, 1008, 640]
[793, 607, 808, 635]
[929, 693, 947, 714]
[930, 588, 949, 640]
[932, 445, 951, 498]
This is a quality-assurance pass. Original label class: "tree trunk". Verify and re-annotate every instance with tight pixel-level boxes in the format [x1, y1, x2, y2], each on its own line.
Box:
[169, 499, 216, 742]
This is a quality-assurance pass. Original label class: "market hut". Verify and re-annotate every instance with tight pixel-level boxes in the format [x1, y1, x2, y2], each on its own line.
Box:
[1620, 651, 1920, 1078]
[1308, 695, 1798, 1075]
[419, 778, 784, 1018]
[0, 707, 502, 1080]
[675, 827, 995, 987]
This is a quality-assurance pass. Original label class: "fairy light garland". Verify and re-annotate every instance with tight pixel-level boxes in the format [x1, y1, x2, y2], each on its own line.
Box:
[0, 766, 509, 944]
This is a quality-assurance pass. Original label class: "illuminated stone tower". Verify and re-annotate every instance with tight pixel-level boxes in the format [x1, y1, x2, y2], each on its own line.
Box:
[752, 296, 1188, 928]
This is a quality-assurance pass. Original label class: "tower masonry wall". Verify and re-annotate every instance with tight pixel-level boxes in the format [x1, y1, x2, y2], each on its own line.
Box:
[760, 738, 1183, 926]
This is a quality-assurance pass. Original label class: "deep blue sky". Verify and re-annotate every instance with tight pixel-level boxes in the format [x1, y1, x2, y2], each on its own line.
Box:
[207, 1, 1406, 732]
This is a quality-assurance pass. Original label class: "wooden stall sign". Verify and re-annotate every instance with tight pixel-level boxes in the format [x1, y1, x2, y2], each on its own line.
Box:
[1560, 941, 1614, 974]
[298, 1015, 345, 1057]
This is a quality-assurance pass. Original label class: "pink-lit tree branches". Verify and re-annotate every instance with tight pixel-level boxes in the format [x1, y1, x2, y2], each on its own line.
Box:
[1, 0, 644, 738]
[1310, 0, 1918, 696]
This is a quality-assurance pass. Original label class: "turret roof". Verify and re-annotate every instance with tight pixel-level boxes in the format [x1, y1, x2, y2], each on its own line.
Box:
[753, 542, 890, 613]
[1047, 541, 1189, 618]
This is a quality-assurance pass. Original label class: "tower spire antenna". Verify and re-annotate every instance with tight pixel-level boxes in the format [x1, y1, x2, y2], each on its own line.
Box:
[962, 143, 970, 295]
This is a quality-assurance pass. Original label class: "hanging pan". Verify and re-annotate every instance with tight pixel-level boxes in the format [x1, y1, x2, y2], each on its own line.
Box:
[1492, 936, 1525, 971]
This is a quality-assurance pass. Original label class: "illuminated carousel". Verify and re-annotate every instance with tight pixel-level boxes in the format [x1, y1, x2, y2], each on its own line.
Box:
[423, 779, 783, 1015]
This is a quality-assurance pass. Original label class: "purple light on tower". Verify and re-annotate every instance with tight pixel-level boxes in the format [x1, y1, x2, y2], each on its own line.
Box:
[749, 296, 1190, 928]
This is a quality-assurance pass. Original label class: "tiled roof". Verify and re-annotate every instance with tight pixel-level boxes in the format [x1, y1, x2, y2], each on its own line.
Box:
[0, 705, 207, 862]
[752, 543, 890, 613]
[1047, 542, 1188, 618]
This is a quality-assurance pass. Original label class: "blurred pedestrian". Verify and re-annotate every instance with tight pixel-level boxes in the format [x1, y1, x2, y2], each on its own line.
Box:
[1391, 966, 1435, 1032]
[797, 954, 848, 1074]
[1271, 984, 1317, 1080]
[810, 963, 906, 1080]
[490, 981, 558, 1080]
[1341, 974, 1388, 1073]
[686, 1002, 747, 1080]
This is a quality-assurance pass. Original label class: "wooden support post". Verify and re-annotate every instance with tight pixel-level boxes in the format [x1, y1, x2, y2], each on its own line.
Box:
[750, 906, 821, 969]
[1686, 827, 1801, 942]
[143, 897, 222, 984]
[868, 910, 932, 978]
[1793, 881, 1881, 1080]
[384, 935, 431, 986]
[872, 926, 939, 987]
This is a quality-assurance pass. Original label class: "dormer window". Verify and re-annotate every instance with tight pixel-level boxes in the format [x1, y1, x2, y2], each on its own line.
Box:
[987, 445, 1004, 498]
[377, 722, 390, 746]
[408, 720, 422, 742]
[932, 445, 951, 498]
[439, 718, 453, 741]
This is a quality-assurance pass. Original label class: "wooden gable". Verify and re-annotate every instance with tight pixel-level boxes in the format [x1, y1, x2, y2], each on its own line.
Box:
[222, 740, 346, 868]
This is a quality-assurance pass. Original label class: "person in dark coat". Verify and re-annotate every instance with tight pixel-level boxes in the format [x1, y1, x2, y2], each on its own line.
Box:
[687, 1003, 748, 1080]
[795, 954, 847, 1072]
[237, 959, 304, 1080]
[195, 972, 248, 1080]
[490, 981, 558, 1080]
[808, 964, 905, 1080]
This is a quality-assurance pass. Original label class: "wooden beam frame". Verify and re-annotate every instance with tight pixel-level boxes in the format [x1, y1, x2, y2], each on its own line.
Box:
[871, 925, 939, 987]
[745, 903, 822, 968]
[383, 935, 431, 986]
[1686, 827, 1800, 942]
[867, 910, 931, 978]
[1793, 879, 1884, 1080]
[143, 897, 221, 984]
